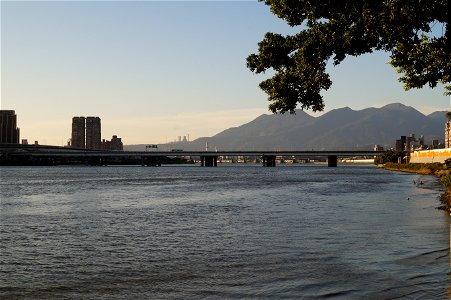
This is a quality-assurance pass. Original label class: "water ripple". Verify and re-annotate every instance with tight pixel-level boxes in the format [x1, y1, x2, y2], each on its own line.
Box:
[1, 165, 449, 299]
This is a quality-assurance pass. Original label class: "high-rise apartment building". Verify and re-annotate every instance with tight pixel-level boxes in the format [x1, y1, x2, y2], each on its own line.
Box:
[446, 121, 451, 148]
[0, 110, 20, 144]
[71, 116, 102, 150]
[71, 117, 86, 148]
[86, 117, 101, 150]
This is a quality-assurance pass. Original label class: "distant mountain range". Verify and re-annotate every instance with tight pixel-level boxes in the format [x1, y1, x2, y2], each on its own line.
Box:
[125, 103, 448, 151]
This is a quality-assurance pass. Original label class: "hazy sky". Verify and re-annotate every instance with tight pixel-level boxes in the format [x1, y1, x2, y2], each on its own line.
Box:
[2, 1, 449, 145]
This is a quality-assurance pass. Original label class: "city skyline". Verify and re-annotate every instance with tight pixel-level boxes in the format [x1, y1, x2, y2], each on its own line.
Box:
[2, 1, 449, 146]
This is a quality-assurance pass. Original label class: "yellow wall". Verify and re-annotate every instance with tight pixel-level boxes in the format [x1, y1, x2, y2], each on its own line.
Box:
[409, 149, 451, 163]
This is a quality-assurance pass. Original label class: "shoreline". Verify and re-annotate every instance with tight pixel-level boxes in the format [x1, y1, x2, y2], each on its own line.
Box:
[381, 163, 451, 214]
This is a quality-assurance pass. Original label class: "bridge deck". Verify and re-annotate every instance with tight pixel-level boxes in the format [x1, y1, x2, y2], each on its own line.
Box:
[3, 149, 382, 158]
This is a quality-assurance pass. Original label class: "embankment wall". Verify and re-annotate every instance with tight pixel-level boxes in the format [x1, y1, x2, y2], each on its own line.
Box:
[409, 148, 451, 163]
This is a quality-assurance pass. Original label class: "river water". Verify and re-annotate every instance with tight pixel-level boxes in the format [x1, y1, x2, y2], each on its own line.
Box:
[0, 164, 450, 299]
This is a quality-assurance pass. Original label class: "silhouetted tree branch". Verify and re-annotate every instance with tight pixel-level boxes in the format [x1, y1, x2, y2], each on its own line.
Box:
[247, 0, 450, 114]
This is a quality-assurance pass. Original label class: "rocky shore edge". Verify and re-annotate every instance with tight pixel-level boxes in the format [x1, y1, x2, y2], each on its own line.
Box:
[380, 162, 451, 214]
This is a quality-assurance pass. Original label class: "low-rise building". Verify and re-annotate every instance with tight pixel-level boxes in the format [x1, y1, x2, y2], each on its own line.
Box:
[102, 135, 123, 151]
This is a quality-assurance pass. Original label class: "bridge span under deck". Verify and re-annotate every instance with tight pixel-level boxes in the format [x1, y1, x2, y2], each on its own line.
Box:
[0, 145, 382, 167]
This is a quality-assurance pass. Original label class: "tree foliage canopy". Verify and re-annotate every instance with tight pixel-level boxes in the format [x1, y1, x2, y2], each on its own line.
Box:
[247, 0, 450, 113]
[374, 149, 403, 165]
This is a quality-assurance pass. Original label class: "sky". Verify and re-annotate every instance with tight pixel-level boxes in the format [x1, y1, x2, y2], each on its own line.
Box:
[1, 1, 449, 146]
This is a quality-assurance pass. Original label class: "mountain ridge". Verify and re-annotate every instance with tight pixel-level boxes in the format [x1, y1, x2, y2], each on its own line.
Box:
[124, 103, 447, 151]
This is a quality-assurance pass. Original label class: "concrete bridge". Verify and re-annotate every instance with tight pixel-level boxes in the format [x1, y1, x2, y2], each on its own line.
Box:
[0, 145, 382, 167]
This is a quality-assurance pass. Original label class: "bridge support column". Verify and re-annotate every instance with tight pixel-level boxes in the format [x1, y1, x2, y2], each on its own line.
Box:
[201, 156, 217, 167]
[328, 155, 337, 167]
[262, 155, 276, 167]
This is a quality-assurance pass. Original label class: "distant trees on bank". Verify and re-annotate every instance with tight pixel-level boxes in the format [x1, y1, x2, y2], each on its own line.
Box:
[374, 149, 403, 165]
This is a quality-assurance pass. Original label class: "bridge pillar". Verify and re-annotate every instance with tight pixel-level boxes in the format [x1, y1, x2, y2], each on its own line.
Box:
[206, 156, 213, 167]
[262, 155, 276, 167]
[328, 155, 338, 167]
[201, 156, 217, 167]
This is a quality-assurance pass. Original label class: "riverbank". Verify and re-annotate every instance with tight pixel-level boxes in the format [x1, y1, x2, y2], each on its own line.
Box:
[382, 162, 451, 213]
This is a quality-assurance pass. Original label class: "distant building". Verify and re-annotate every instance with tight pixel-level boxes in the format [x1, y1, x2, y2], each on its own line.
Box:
[432, 139, 440, 149]
[0, 110, 20, 144]
[446, 121, 451, 148]
[86, 117, 101, 150]
[406, 134, 416, 152]
[110, 135, 123, 151]
[395, 133, 438, 152]
[101, 135, 123, 151]
[374, 144, 384, 151]
[101, 139, 111, 150]
[71, 117, 86, 148]
[395, 139, 402, 152]
[395, 136, 407, 152]
[418, 135, 424, 146]
[71, 116, 102, 150]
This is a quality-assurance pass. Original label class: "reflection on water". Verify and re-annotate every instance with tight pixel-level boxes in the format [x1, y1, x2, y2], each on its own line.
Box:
[0, 165, 449, 299]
